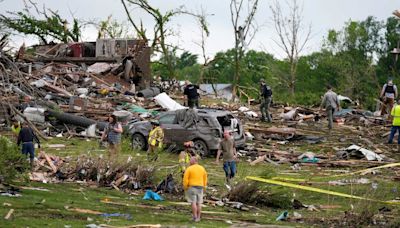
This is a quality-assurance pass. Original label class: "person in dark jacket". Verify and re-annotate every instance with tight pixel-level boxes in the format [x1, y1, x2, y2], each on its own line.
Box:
[17, 122, 40, 167]
[380, 79, 398, 117]
[183, 80, 200, 108]
[259, 79, 273, 122]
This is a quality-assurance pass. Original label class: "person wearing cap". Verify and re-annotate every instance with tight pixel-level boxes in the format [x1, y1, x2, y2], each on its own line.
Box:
[183, 157, 207, 222]
[320, 85, 340, 130]
[101, 114, 123, 158]
[259, 79, 273, 122]
[147, 120, 164, 161]
[178, 141, 200, 174]
[380, 79, 398, 117]
[216, 131, 237, 186]
[183, 80, 200, 108]
[388, 99, 400, 144]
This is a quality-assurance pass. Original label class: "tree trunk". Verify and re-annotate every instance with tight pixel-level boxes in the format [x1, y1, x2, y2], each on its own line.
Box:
[232, 45, 240, 101]
[289, 59, 297, 96]
[159, 24, 175, 79]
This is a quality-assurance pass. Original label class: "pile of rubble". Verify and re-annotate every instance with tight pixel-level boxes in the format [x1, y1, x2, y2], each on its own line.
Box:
[0, 37, 173, 138]
[30, 152, 154, 192]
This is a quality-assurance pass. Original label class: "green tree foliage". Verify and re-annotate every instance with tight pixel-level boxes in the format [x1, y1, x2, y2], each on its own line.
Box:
[151, 50, 199, 81]
[209, 49, 283, 98]
[0, 10, 81, 44]
[0, 136, 29, 184]
[321, 17, 384, 108]
[148, 16, 399, 109]
[97, 15, 129, 39]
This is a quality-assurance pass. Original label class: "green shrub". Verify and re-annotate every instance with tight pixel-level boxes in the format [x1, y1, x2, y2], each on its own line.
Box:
[0, 136, 29, 184]
[228, 181, 292, 209]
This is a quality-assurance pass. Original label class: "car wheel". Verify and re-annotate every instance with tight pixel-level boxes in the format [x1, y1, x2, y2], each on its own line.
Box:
[132, 133, 147, 151]
[193, 139, 208, 157]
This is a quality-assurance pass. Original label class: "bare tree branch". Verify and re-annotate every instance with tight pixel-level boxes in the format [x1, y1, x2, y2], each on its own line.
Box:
[270, 0, 312, 95]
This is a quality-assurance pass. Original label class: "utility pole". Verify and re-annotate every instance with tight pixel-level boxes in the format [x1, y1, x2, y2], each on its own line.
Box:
[391, 10, 400, 75]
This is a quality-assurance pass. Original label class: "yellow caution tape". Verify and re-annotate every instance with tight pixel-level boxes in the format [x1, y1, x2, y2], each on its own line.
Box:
[272, 177, 307, 182]
[246, 176, 400, 205]
[272, 162, 400, 182]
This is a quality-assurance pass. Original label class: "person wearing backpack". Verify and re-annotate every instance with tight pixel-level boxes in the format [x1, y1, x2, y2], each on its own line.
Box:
[380, 79, 398, 118]
[259, 79, 272, 122]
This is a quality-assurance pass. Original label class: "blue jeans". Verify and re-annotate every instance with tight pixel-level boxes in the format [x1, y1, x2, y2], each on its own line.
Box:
[388, 126, 400, 144]
[21, 142, 35, 159]
[223, 161, 236, 179]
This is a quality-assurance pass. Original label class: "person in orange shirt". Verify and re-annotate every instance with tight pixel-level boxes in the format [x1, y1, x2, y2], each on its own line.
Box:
[183, 157, 207, 222]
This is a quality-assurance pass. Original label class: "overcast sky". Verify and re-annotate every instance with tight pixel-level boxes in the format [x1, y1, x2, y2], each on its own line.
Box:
[1, 0, 399, 60]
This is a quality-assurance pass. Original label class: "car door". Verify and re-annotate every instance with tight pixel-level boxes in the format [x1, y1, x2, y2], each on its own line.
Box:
[158, 113, 179, 144]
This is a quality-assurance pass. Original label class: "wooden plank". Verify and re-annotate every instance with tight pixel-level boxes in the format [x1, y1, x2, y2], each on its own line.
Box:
[42, 152, 58, 173]
[4, 209, 14, 220]
[246, 126, 297, 136]
[36, 56, 122, 63]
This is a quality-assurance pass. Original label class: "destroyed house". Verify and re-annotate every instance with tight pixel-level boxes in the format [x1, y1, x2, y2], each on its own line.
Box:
[34, 38, 151, 89]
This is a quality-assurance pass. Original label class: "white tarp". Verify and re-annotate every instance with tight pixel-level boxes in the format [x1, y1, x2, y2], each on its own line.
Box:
[346, 145, 383, 161]
[238, 106, 258, 118]
[338, 95, 353, 103]
[281, 108, 298, 121]
[24, 107, 46, 123]
[154, 92, 186, 111]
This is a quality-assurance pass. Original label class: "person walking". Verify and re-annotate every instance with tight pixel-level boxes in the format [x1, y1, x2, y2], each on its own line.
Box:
[388, 99, 400, 144]
[17, 122, 40, 168]
[320, 85, 340, 130]
[101, 115, 123, 159]
[178, 141, 200, 174]
[259, 79, 273, 122]
[380, 79, 398, 117]
[183, 157, 207, 222]
[216, 131, 237, 186]
[147, 120, 164, 161]
[183, 80, 200, 108]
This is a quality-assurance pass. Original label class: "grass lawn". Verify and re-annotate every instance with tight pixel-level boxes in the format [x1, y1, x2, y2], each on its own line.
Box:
[1, 120, 400, 227]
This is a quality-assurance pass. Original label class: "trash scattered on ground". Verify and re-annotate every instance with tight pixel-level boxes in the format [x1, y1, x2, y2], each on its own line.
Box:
[100, 213, 132, 220]
[276, 211, 289, 221]
[143, 190, 163, 201]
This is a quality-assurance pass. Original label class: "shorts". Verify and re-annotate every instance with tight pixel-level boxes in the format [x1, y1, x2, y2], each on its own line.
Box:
[186, 186, 203, 204]
[22, 142, 35, 159]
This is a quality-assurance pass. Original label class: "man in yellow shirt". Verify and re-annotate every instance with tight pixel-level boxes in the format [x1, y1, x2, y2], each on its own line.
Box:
[183, 157, 207, 222]
[388, 101, 400, 144]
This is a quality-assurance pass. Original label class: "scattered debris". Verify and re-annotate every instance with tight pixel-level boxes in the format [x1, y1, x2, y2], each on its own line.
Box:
[4, 209, 14, 220]
[276, 211, 289, 221]
[143, 190, 163, 201]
